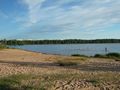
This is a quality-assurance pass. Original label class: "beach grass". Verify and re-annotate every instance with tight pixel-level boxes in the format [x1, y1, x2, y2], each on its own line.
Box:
[0, 71, 119, 90]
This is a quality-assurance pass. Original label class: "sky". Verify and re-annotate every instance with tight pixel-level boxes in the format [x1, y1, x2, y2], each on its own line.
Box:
[0, 0, 120, 40]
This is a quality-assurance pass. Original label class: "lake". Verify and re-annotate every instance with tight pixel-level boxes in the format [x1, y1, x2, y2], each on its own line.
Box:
[11, 44, 120, 56]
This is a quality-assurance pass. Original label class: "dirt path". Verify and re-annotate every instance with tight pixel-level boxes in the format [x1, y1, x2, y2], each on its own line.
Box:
[0, 60, 120, 72]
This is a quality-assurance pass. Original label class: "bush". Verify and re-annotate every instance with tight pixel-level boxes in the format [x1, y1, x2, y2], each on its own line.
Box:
[94, 54, 106, 58]
[106, 53, 120, 58]
[115, 59, 120, 62]
[94, 53, 120, 59]
[56, 60, 78, 66]
[71, 54, 87, 57]
[0, 44, 8, 49]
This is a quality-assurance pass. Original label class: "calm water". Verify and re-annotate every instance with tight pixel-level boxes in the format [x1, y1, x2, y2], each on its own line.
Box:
[11, 44, 120, 56]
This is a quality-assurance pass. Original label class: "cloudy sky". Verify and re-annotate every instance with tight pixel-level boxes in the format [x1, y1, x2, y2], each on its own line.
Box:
[0, 0, 120, 39]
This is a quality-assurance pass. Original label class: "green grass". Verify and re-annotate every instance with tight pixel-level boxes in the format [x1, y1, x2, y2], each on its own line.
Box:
[0, 73, 77, 90]
[94, 53, 120, 60]
[0, 44, 8, 49]
[72, 53, 120, 61]
[71, 54, 88, 57]
[0, 74, 33, 90]
[86, 79, 100, 86]
[94, 54, 107, 58]
[106, 53, 120, 58]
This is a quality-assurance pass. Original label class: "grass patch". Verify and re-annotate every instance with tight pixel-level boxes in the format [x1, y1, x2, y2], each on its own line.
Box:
[0, 72, 119, 90]
[72, 53, 120, 60]
[54, 56, 86, 66]
[0, 74, 32, 90]
[94, 54, 107, 58]
[86, 79, 100, 86]
[94, 53, 120, 61]
[0, 73, 78, 90]
[0, 44, 8, 49]
[106, 53, 120, 58]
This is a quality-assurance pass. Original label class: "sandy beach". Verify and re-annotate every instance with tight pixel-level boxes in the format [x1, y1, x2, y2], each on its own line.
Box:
[0, 49, 120, 90]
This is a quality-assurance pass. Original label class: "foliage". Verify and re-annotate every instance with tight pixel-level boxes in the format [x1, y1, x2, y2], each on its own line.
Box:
[1, 39, 120, 45]
[0, 44, 8, 49]
[94, 54, 106, 58]
[71, 54, 88, 57]
[106, 53, 120, 58]
[94, 53, 120, 59]
[56, 60, 78, 66]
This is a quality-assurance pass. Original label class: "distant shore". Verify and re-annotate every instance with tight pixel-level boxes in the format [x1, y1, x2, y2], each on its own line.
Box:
[1, 39, 120, 45]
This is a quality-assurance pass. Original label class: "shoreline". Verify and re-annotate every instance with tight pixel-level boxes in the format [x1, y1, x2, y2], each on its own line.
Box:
[10, 48, 69, 57]
[9, 43, 120, 57]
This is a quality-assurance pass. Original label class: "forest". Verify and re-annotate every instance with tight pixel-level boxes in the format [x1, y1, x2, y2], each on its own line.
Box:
[0, 39, 120, 45]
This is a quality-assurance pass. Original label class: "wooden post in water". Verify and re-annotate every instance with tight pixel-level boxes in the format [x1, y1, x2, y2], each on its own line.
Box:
[105, 47, 108, 54]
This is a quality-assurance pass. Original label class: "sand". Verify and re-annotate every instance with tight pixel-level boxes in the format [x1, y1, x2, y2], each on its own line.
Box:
[0, 49, 120, 90]
[0, 49, 58, 62]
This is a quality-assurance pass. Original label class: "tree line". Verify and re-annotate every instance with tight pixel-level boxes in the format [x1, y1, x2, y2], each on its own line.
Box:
[0, 39, 120, 45]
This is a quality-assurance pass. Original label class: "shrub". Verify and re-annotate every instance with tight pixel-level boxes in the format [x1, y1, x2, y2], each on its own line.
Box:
[94, 53, 120, 60]
[71, 54, 87, 57]
[106, 53, 120, 58]
[94, 54, 106, 58]
[0, 44, 8, 49]
[56, 60, 78, 66]
[115, 59, 120, 62]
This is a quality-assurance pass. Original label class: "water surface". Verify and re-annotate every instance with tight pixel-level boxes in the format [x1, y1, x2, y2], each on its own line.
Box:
[11, 44, 120, 56]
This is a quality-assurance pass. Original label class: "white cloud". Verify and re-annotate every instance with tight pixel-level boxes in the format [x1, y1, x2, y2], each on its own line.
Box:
[22, 0, 45, 26]
[21, 0, 120, 34]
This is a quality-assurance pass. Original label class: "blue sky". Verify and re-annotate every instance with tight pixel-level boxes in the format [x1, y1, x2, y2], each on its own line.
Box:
[0, 0, 120, 39]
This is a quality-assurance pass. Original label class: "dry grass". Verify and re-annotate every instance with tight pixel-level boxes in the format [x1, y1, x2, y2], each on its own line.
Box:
[0, 71, 120, 90]
[54, 56, 86, 66]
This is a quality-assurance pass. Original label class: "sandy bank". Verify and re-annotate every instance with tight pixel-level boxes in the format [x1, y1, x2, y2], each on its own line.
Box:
[0, 49, 119, 75]
[0, 49, 60, 62]
[0, 49, 120, 90]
